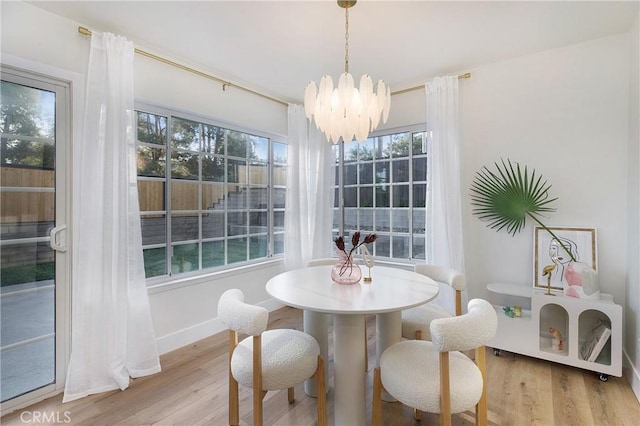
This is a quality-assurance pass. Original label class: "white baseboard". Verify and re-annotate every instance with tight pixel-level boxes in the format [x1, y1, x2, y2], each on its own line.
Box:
[156, 298, 285, 355]
[623, 347, 640, 404]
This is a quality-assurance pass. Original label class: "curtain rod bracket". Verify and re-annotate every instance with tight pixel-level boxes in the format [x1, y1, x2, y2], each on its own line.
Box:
[78, 26, 92, 37]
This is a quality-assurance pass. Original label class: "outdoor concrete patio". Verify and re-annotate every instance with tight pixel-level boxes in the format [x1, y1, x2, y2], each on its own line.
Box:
[1, 280, 55, 402]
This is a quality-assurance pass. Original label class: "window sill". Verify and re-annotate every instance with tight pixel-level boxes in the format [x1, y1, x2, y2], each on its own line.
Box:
[372, 258, 416, 271]
[146, 258, 284, 295]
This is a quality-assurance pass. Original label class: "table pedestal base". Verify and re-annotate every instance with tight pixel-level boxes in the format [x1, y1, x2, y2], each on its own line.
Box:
[334, 314, 366, 426]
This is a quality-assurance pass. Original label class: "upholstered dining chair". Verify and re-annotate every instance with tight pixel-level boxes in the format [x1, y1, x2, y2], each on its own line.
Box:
[306, 258, 370, 371]
[373, 299, 497, 426]
[402, 264, 467, 341]
[218, 289, 327, 426]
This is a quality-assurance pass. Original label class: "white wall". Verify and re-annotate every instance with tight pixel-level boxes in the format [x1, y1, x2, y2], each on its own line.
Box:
[462, 34, 629, 306]
[133, 55, 287, 137]
[148, 263, 285, 353]
[1, 2, 89, 75]
[625, 10, 640, 401]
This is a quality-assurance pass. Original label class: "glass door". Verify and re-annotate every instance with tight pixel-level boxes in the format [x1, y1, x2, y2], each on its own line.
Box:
[0, 68, 69, 406]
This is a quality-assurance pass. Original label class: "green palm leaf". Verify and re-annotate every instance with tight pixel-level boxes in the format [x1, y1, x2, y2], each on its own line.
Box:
[469, 159, 576, 261]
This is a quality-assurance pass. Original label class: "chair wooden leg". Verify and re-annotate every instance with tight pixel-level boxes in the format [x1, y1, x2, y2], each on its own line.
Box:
[475, 346, 488, 426]
[413, 408, 422, 420]
[315, 356, 327, 426]
[410, 323, 424, 419]
[440, 351, 452, 426]
[372, 367, 383, 426]
[228, 331, 239, 426]
[253, 335, 263, 426]
[288, 387, 295, 403]
[229, 371, 239, 425]
[253, 391, 263, 425]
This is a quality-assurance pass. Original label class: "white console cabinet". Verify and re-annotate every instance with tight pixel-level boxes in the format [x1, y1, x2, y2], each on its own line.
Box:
[487, 283, 622, 380]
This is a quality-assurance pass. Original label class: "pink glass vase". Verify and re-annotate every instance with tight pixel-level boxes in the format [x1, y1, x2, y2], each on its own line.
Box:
[563, 262, 600, 299]
[331, 252, 362, 284]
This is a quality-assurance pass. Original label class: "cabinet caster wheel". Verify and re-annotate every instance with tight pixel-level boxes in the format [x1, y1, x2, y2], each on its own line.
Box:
[598, 373, 609, 382]
[493, 348, 501, 356]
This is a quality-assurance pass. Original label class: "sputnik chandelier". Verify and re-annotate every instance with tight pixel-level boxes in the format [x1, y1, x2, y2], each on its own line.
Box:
[304, 0, 391, 144]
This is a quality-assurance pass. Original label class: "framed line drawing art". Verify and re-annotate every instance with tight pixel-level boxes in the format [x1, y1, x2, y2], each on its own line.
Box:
[533, 227, 597, 291]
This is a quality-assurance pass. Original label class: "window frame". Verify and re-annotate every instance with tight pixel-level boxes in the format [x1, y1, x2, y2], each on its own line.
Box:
[135, 102, 287, 286]
[332, 123, 427, 263]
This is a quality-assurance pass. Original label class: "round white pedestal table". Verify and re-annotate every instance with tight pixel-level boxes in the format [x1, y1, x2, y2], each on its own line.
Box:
[266, 265, 438, 426]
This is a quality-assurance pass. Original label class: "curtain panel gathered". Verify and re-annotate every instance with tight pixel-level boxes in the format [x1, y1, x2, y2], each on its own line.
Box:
[64, 32, 160, 403]
[283, 104, 334, 270]
[425, 76, 465, 271]
[424, 76, 467, 310]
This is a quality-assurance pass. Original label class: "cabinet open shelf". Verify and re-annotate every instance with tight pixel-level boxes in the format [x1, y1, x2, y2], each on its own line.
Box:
[487, 283, 622, 379]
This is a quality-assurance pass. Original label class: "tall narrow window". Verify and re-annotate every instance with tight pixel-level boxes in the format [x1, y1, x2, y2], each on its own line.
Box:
[332, 128, 427, 261]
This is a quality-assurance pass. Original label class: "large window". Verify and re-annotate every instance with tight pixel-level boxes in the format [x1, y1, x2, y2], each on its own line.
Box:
[332, 128, 427, 261]
[136, 108, 287, 280]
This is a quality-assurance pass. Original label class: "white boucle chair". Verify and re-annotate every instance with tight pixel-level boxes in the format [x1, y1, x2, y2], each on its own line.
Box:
[402, 264, 467, 341]
[218, 289, 326, 426]
[373, 299, 497, 426]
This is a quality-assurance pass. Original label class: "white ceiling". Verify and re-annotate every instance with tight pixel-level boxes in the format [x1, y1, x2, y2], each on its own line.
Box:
[28, 1, 638, 104]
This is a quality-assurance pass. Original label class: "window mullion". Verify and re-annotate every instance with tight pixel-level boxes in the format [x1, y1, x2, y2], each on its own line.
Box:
[166, 115, 173, 276]
[224, 129, 229, 265]
[268, 139, 273, 257]
[408, 138, 413, 260]
[198, 123, 204, 271]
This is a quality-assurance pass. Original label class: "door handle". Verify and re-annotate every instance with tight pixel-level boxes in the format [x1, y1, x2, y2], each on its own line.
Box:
[49, 224, 67, 252]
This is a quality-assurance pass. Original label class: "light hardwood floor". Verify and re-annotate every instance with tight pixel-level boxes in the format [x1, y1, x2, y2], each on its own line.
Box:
[2, 306, 639, 425]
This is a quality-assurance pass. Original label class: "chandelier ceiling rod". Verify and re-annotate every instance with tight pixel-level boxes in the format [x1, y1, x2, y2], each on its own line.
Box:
[342, 1, 352, 74]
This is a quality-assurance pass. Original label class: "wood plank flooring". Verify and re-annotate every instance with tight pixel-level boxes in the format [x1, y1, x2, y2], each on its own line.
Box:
[2, 306, 639, 425]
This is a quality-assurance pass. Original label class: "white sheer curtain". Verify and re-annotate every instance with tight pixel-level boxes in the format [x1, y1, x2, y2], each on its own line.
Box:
[64, 32, 160, 403]
[425, 76, 465, 272]
[284, 104, 334, 270]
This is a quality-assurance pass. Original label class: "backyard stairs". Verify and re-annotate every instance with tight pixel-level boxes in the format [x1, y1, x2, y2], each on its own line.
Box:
[140, 187, 284, 244]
